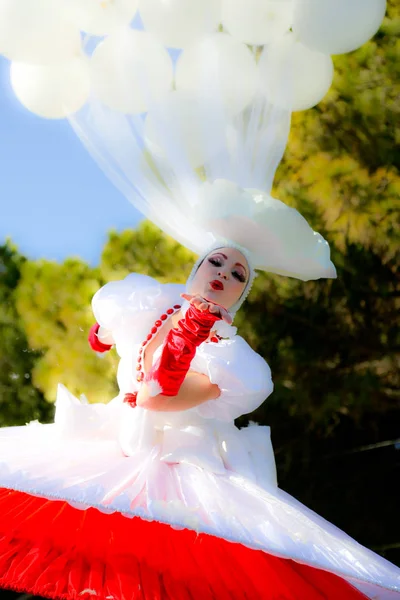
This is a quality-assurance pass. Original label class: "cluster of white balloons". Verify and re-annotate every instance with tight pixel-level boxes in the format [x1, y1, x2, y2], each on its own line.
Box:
[0, 0, 387, 122]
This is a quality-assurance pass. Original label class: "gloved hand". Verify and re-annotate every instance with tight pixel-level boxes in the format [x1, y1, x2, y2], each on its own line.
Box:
[145, 303, 221, 397]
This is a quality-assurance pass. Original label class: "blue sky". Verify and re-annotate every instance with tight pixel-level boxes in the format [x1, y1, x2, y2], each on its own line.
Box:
[0, 55, 141, 265]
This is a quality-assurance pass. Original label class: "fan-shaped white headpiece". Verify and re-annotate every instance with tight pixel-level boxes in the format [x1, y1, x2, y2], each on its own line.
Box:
[69, 32, 336, 287]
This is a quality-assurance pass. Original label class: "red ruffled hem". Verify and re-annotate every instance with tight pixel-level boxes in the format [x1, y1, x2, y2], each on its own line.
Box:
[0, 488, 368, 600]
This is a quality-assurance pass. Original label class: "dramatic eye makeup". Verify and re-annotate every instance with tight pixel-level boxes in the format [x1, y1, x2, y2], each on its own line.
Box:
[208, 257, 222, 267]
[208, 254, 247, 284]
[232, 270, 246, 283]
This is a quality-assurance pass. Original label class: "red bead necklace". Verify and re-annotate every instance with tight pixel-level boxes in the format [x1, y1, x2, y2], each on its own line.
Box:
[123, 304, 181, 408]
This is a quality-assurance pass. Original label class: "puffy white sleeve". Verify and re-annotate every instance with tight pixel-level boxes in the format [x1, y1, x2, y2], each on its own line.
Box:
[92, 273, 184, 356]
[190, 336, 273, 422]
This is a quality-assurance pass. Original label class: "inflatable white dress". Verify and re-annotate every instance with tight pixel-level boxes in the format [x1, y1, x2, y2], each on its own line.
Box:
[0, 272, 399, 600]
[0, 2, 396, 596]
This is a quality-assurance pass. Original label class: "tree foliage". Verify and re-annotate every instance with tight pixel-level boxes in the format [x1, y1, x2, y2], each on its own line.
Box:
[13, 257, 118, 404]
[0, 242, 53, 425]
[100, 221, 195, 283]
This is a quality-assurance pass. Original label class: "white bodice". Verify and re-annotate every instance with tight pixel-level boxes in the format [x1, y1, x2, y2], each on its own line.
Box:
[92, 272, 274, 423]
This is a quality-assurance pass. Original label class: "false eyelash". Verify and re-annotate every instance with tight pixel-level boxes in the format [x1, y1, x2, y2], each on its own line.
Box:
[208, 258, 221, 266]
[233, 271, 246, 283]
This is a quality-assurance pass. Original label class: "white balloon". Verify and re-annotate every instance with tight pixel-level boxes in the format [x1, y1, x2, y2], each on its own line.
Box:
[292, 0, 387, 55]
[67, 0, 138, 36]
[175, 33, 258, 115]
[222, 0, 294, 46]
[138, 0, 221, 49]
[145, 91, 226, 168]
[90, 29, 173, 114]
[10, 59, 90, 119]
[0, 0, 82, 65]
[258, 32, 334, 111]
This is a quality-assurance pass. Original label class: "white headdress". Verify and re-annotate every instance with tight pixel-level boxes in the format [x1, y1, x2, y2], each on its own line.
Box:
[69, 27, 336, 303]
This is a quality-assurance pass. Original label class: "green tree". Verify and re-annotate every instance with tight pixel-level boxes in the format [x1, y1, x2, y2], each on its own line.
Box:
[0, 242, 53, 426]
[100, 221, 195, 283]
[15, 257, 118, 404]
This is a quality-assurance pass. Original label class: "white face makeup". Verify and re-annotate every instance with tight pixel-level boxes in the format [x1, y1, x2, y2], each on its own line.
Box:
[189, 247, 249, 310]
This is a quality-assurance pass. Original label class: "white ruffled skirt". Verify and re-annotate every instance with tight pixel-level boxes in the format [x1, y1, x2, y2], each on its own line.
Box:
[0, 385, 399, 600]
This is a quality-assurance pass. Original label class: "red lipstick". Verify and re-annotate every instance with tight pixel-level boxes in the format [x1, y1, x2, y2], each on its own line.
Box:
[210, 280, 224, 291]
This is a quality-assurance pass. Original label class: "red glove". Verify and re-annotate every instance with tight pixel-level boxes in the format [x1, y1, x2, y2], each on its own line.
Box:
[145, 304, 221, 397]
[88, 322, 113, 353]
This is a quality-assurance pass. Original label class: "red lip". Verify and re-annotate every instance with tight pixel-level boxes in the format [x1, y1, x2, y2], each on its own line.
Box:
[210, 280, 224, 291]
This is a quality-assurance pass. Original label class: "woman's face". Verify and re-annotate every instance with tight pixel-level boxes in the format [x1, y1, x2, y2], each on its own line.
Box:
[190, 247, 249, 310]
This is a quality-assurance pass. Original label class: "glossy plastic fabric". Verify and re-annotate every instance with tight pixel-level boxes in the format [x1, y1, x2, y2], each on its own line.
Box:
[0, 400, 399, 599]
[91, 273, 273, 420]
[147, 304, 221, 397]
[69, 39, 337, 281]
[0, 274, 399, 598]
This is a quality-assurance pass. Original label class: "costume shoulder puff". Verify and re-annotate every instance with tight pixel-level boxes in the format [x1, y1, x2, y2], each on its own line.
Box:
[92, 273, 184, 353]
[192, 335, 273, 422]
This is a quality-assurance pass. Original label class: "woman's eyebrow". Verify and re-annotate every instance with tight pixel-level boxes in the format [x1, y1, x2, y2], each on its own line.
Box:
[235, 262, 246, 271]
[213, 253, 247, 274]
